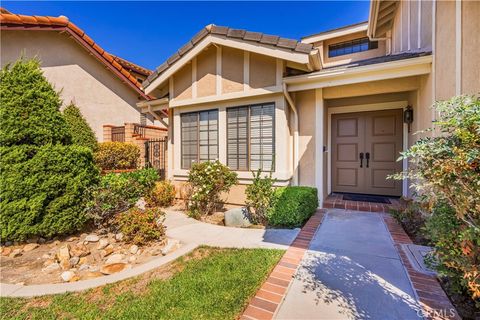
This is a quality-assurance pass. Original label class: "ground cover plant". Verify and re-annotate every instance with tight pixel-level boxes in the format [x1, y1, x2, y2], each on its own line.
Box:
[0, 58, 99, 241]
[0, 247, 284, 320]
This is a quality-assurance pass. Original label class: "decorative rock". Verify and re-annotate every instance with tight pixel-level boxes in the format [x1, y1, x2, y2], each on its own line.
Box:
[79, 257, 88, 265]
[105, 253, 124, 264]
[100, 263, 127, 275]
[135, 197, 147, 210]
[97, 239, 109, 250]
[41, 254, 51, 259]
[38, 237, 46, 244]
[85, 234, 100, 242]
[115, 233, 124, 241]
[43, 259, 56, 267]
[42, 263, 60, 273]
[128, 256, 137, 263]
[78, 264, 90, 271]
[100, 247, 114, 258]
[151, 248, 162, 256]
[9, 249, 22, 258]
[26, 237, 39, 244]
[82, 271, 103, 280]
[61, 271, 75, 282]
[69, 275, 81, 282]
[70, 244, 89, 257]
[60, 259, 71, 270]
[23, 243, 39, 252]
[4, 241, 13, 246]
[66, 236, 78, 242]
[69, 256, 80, 267]
[56, 245, 70, 261]
[161, 239, 180, 256]
[2, 247, 12, 256]
[224, 207, 252, 227]
[129, 245, 139, 255]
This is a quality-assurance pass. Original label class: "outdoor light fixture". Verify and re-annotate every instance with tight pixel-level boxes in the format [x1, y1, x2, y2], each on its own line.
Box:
[404, 105, 414, 132]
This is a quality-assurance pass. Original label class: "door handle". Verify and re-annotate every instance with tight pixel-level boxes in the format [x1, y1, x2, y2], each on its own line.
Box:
[365, 152, 370, 168]
[359, 152, 364, 168]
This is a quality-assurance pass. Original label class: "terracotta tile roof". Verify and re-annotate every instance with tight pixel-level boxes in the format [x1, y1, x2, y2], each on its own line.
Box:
[144, 24, 314, 87]
[110, 55, 152, 77]
[0, 8, 151, 100]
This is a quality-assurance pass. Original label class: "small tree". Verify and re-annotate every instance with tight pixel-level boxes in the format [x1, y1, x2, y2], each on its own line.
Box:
[0, 58, 99, 241]
[63, 103, 98, 150]
[187, 160, 238, 219]
[245, 169, 276, 225]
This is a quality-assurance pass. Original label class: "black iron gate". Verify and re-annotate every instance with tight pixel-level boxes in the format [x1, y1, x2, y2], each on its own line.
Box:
[145, 138, 167, 179]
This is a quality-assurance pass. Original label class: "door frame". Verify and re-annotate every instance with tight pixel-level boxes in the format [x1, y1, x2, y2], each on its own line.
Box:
[327, 101, 409, 197]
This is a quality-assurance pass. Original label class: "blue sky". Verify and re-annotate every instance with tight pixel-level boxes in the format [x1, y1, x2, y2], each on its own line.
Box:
[3, 1, 370, 70]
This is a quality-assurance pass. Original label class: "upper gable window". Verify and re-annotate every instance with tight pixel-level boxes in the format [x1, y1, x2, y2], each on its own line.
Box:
[328, 37, 378, 58]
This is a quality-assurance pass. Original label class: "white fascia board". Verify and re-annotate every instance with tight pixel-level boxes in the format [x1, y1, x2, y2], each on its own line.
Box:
[136, 97, 169, 108]
[284, 55, 432, 92]
[145, 35, 310, 95]
[302, 23, 368, 44]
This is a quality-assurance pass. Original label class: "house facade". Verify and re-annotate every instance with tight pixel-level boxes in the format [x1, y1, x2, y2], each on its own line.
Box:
[0, 8, 166, 141]
[141, 0, 479, 205]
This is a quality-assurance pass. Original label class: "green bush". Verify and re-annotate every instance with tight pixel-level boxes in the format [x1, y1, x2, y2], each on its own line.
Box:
[267, 186, 318, 228]
[187, 160, 238, 219]
[94, 142, 140, 170]
[63, 103, 97, 150]
[87, 168, 159, 227]
[0, 145, 99, 241]
[394, 95, 480, 302]
[245, 169, 276, 225]
[116, 207, 166, 245]
[0, 58, 99, 241]
[146, 180, 176, 208]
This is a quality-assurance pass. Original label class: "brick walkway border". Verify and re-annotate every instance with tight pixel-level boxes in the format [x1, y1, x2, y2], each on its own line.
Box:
[382, 214, 461, 320]
[241, 209, 326, 320]
[324, 193, 402, 212]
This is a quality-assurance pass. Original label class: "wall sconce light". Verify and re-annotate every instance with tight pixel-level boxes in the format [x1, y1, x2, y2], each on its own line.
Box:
[403, 105, 414, 132]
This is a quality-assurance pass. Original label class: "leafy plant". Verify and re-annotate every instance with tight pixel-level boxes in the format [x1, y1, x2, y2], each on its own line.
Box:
[94, 142, 140, 170]
[267, 186, 318, 228]
[146, 180, 176, 208]
[393, 95, 480, 302]
[116, 207, 166, 245]
[245, 169, 276, 225]
[187, 160, 238, 219]
[0, 58, 99, 241]
[87, 168, 159, 227]
[63, 103, 98, 150]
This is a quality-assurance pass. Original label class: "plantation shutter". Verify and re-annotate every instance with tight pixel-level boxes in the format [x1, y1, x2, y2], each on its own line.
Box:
[227, 106, 249, 170]
[199, 110, 218, 162]
[181, 113, 198, 169]
[250, 103, 275, 171]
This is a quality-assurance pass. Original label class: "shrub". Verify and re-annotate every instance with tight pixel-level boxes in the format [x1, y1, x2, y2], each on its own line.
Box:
[394, 95, 480, 302]
[390, 201, 429, 245]
[63, 103, 98, 150]
[0, 58, 99, 241]
[187, 160, 238, 218]
[94, 142, 140, 170]
[0, 144, 99, 241]
[116, 207, 165, 245]
[245, 169, 276, 225]
[267, 186, 318, 228]
[146, 180, 176, 208]
[87, 168, 159, 227]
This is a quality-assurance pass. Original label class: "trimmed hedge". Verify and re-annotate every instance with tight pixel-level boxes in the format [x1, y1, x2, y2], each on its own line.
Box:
[267, 186, 318, 228]
[94, 142, 140, 170]
[63, 103, 98, 150]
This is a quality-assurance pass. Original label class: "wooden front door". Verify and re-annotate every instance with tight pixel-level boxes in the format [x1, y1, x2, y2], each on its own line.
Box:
[332, 109, 403, 196]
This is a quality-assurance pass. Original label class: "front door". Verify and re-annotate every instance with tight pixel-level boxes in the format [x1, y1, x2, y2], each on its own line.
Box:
[332, 109, 403, 196]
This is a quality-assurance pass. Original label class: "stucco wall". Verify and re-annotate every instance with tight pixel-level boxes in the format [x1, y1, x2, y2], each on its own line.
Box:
[461, 1, 480, 95]
[295, 90, 316, 187]
[249, 53, 276, 89]
[0, 30, 144, 141]
[173, 63, 193, 100]
[222, 47, 244, 93]
[196, 46, 217, 97]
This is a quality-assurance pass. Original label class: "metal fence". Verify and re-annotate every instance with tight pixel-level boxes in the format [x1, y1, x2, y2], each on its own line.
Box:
[145, 138, 167, 179]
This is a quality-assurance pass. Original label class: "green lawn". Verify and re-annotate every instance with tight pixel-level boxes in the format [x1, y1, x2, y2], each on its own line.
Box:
[0, 247, 283, 320]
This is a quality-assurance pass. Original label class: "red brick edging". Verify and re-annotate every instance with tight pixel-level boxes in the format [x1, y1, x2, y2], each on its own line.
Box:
[382, 214, 461, 320]
[241, 210, 326, 320]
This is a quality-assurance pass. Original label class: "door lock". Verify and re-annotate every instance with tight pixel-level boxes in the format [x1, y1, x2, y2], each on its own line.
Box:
[359, 152, 364, 168]
[365, 152, 370, 168]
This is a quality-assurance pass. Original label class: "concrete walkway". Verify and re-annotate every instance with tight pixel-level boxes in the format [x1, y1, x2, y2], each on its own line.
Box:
[1, 210, 299, 297]
[276, 209, 422, 320]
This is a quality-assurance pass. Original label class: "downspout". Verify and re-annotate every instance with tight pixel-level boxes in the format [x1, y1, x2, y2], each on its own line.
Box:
[283, 83, 299, 186]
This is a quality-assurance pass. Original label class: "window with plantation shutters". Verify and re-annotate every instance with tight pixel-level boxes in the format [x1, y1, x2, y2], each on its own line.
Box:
[226, 103, 275, 172]
[181, 110, 218, 169]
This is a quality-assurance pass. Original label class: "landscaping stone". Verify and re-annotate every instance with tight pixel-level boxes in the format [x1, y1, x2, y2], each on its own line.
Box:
[105, 253, 124, 264]
[69, 256, 80, 267]
[82, 271, 103, 280]
[128, 256, 137, 263]
[85, 234, 100, 242]
[161, 239, 180, 256]
[100, 247, 114, 258]
[23, 243, 39, 252]
[70, 244, 89, 257]
[26, 237, 39, 244]
[135, 197, 146, 210]
[100, 263, 128, 275]
[9, 249, 22, 258]
[43, 259, 56, 267]
[97, 239, 109, 250]
[129, 245, 139, 255]
[65, 236, 78, 242]
[38, 237, 46, 244]
[224, 207, 252, 227]
[2, 247, 12, 256]
[115, 233, 124, 241]
[56, 245, 70, 261]
[42, 263, 60, 273]
[4, 241, 13, 246]
[60, 271, 75, 282]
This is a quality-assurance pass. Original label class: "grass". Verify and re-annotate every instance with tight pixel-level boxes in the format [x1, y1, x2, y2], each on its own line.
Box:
[0, 247, 284, 320]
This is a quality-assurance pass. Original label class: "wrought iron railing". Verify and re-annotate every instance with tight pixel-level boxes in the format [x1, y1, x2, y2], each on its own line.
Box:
[111, 126, 125, 142]
[133, 123, 146, 138]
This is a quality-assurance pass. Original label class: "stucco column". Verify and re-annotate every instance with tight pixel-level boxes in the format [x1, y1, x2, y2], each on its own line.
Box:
[315, 88, 325, 207]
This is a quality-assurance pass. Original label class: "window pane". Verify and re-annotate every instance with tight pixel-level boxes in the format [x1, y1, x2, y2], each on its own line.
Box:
[227, 106, 249, 170]
[250, 103, 275, 172]
[328, 37, 377, 58]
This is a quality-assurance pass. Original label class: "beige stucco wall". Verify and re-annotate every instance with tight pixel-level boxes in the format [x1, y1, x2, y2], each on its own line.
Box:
[461, 1, 480, 95]
[249, 53, 276, 89]
[222, 47, 244, 93]
[196, 46, 217, 97]
[1, 30, 145, 141]
[173, 63, 193, 100]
